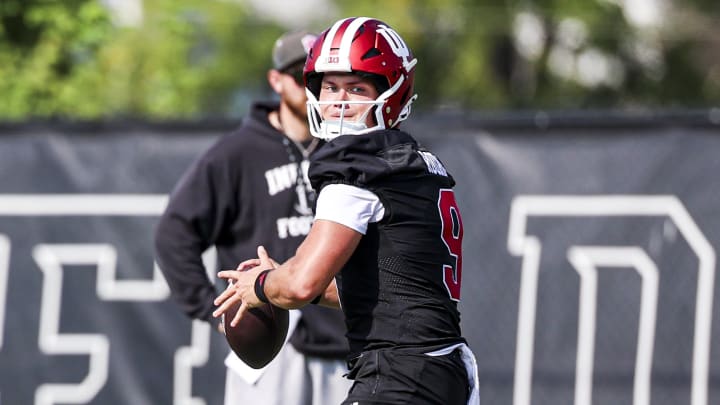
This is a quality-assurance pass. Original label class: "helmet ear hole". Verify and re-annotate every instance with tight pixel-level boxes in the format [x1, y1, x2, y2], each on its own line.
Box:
[399, 87, 410, 105]
[306, 73, 323, 98]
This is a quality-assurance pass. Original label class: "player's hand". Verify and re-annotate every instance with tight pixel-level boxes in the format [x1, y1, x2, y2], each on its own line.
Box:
[232, 246, 278, 270]
[256, 245, 278, 269]
[235, 257, 261, 271]
[212, 246, 277, 326]
[258, 246, 280, 268]
[212, 266, 260, 326]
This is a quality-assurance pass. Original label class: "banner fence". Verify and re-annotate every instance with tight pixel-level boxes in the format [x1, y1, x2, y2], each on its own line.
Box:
[1, 110, 718, 404]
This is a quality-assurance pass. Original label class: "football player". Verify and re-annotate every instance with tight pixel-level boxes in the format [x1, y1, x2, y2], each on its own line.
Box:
[214, 17, 479, 404]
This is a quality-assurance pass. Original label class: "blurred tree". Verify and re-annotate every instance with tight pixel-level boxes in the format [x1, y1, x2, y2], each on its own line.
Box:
[334, 0, 720, 110]
[0, 0, 286, 120]
[0, 0, 114, 118]
[331, 1, 513, 109]
[0, 0, 718, 120]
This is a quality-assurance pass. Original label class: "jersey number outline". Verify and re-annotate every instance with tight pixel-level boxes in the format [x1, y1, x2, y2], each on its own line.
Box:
[438, 189, 463, 301]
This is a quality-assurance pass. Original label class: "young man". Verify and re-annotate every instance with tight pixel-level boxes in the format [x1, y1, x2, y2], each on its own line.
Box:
[213, 17, 479, 404]
[154, 29, 351, 404]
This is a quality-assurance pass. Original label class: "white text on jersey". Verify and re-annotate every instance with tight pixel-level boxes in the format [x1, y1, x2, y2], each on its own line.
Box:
[418, 151, 448, 177]
[276, 215, 313, 239]
[265, 161, 310, 196]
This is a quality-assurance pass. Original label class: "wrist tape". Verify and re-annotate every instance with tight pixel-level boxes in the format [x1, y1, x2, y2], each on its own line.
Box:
[253, 269, 273, 304]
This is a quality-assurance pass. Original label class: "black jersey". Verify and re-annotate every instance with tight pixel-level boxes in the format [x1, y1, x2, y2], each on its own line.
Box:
[309, 130, 466, 357]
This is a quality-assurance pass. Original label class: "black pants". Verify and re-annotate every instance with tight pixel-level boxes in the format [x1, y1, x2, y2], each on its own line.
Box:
[341, 347, 469, 404]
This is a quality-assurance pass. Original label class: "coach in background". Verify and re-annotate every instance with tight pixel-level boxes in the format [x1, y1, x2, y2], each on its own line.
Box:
[154, 29, 350, 404]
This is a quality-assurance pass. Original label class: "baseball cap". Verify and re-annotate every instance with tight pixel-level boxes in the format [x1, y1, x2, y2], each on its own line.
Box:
[272, 30, 318, 71]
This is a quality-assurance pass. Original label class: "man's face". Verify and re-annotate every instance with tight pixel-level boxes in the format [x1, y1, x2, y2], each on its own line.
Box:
[318, 73, 380, 128]
[278, 62, 309, 119]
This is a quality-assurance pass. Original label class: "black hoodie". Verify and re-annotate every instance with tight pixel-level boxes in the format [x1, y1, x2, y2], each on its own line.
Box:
[154, 101, 348, 358]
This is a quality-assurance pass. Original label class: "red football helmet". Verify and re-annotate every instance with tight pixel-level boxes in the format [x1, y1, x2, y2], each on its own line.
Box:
[304, 17, 418, 139]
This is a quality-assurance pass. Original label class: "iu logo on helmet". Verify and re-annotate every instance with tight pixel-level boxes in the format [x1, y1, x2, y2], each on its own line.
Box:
[377, 25, 417, 71]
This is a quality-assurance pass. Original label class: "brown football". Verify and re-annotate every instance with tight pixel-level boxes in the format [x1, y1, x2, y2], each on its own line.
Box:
[222, 301, 289, 369]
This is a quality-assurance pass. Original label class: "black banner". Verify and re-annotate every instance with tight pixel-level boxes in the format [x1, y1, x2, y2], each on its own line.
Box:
[1, 115, 719, 404]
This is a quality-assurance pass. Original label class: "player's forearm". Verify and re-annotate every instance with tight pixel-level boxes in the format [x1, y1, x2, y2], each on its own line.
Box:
[315, 279, 341, 309]
[265, 222, 358, 308]
[264, 256, 335, 309]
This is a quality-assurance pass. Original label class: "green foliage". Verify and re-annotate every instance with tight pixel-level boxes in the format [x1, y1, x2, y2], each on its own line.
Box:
[0, 0, 285, 120]
[328, 0, 720, 110]
[0, 0, 718, 120]
[0, 0, 113, 118]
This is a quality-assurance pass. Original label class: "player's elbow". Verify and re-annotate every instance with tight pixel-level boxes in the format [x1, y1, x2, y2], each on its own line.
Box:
[286, 282, 320, 304]
[281, 255, 334, 305]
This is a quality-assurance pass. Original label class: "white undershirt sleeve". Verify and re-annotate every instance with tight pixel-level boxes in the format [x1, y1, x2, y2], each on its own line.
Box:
[314, 184, 385, 235]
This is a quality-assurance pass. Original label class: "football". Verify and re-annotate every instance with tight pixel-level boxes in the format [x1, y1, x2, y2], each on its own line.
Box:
[222, 301, 289, 369]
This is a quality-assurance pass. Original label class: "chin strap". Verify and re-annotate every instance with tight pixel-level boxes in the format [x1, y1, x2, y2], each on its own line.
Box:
[319, 120, 370, 139]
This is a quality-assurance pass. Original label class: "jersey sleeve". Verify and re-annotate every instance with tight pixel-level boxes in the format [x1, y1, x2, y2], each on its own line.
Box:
[314, 184, 385, 234]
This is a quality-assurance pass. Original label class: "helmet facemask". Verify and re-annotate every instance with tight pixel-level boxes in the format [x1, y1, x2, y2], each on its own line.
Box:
[306, 75, 415, 140]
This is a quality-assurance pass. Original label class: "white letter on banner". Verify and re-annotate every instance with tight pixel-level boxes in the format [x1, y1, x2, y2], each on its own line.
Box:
[0, 194, 212, 405]
[507, 195, 715, 405]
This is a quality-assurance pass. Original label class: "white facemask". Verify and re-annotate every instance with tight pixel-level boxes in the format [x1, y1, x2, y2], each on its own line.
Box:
[306, 98, 385, 140]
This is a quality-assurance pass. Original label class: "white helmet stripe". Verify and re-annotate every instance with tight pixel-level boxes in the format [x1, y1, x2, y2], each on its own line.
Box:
[316, 17, 370, 73]
[338, 17, 369, 66]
